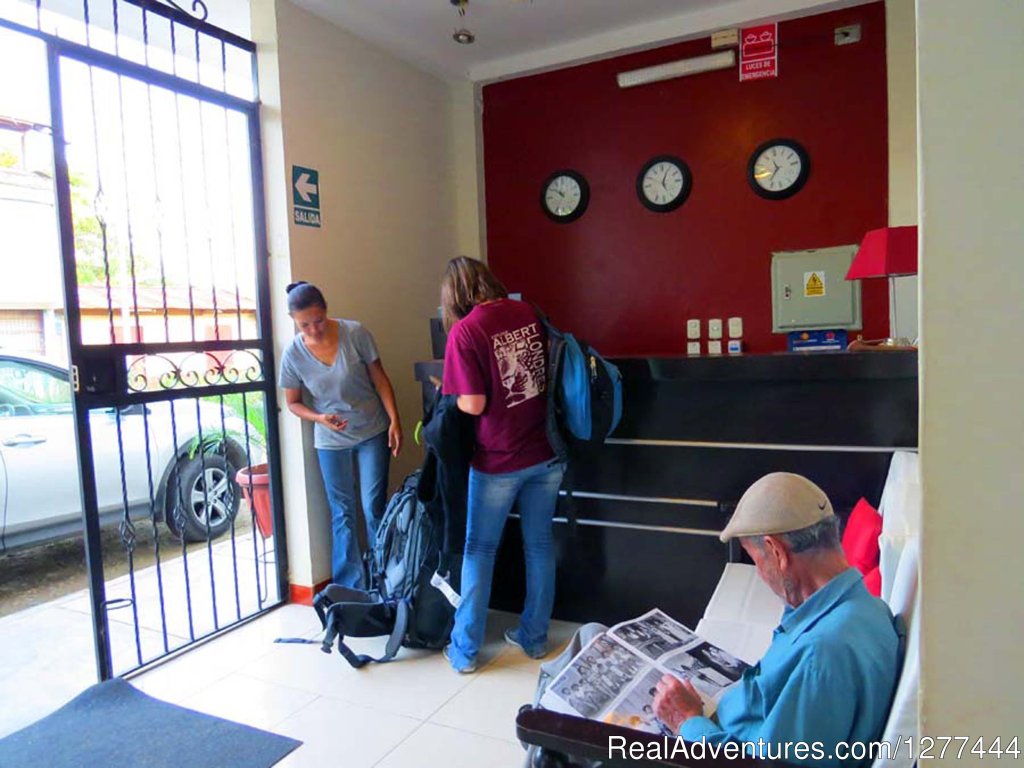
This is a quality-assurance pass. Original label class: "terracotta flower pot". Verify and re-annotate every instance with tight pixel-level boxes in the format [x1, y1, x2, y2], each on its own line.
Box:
[235, 464, 272, 539]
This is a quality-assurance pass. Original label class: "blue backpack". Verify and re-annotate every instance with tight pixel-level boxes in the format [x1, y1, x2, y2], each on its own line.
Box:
[535, 309, 623, 461]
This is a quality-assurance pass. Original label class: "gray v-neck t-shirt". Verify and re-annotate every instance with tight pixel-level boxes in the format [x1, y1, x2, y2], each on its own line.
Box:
[278, 319, 388, 450]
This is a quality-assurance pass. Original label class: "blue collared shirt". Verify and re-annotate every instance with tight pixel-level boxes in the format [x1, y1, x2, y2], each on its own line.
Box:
[679, 568, 899, 767]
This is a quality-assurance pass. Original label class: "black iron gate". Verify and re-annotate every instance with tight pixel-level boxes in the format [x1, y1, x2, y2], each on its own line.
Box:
[1, 0, 287, 679]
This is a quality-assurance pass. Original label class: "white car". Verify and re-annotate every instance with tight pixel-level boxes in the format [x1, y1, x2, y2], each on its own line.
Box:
[0, 353, 262, 552]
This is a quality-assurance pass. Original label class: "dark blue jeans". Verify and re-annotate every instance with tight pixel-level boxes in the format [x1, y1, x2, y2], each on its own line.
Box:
[316, 431, 390, 588]
[446, 458, 565, 671]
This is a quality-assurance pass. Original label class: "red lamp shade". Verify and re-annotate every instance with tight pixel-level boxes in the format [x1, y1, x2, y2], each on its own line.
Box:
[846, 225, 919, 280]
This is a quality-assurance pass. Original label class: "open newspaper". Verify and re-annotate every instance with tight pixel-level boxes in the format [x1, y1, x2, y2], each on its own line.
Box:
[539, 608, 749, 735]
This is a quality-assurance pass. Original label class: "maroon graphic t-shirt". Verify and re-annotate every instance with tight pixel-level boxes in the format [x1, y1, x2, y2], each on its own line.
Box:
[442, 299, 554, 474]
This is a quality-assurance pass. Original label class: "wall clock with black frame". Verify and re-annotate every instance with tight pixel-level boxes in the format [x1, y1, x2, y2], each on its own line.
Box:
[748, 139, 810, 200]
[541, 169, 590, 223]
[637, 155, 692, 213]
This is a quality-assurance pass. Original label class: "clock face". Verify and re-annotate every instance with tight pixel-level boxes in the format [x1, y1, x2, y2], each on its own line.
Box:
[637, 155, 691, 212]
[748, 139, 810, 199]
[541, 170, 589, 223]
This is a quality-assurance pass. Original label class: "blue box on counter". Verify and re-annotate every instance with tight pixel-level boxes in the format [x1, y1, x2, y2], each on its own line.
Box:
[788, 329, 848, 352]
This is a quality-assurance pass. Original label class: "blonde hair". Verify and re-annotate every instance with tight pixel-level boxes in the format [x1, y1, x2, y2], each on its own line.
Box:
[440, 256, 508, 331]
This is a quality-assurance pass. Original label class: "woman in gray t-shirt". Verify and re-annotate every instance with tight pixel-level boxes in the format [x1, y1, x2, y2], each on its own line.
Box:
[278, 282, 403, 588]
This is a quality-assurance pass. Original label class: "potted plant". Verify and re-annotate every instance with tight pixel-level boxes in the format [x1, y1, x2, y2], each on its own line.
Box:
[235, 462, 273, 539]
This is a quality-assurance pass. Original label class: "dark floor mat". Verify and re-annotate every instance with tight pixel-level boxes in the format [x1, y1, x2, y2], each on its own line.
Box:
[0, 677, 301, 768]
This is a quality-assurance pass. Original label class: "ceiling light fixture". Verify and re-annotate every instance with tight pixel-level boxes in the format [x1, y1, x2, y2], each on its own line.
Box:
[616, 50, 736, 89]
[450, 0, 474, 44]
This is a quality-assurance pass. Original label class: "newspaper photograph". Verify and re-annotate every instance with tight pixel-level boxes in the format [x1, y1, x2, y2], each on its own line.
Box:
[539, 608, 749, 734]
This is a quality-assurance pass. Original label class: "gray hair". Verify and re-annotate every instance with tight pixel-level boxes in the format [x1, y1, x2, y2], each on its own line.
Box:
[749, 515, 841, 554]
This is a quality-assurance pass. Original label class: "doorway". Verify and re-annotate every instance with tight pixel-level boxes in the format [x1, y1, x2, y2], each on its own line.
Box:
[0, 0, 286, 731]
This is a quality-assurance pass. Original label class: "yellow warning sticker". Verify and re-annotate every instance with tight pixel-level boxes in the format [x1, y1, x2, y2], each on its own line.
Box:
[804, 271, 826, 297]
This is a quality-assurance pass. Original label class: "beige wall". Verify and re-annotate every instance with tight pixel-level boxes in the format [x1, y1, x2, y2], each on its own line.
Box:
[917, 0, 1024, 740]
[253, 0, 470, 587]
[885, 0, 918, 342]
[450, 81, 486, 262]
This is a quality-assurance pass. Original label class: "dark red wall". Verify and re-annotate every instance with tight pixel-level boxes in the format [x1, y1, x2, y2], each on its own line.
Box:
[483, 3, 890, 355]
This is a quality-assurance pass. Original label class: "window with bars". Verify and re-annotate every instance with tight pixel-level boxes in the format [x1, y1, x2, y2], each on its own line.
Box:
[0, 308, 45, 353]
[0, 0, 255, 100]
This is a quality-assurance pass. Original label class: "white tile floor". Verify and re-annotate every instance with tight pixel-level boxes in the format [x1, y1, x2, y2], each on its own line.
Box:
[0, 530, 279, 737]
[2, 598, 577, 766]
[130, 605, 580, 767]
[1, 526, 578, 766]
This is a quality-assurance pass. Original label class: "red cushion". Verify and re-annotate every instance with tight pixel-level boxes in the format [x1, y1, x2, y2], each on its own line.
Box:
[842, 497, 882, 575]
[863, 565, 882, 597]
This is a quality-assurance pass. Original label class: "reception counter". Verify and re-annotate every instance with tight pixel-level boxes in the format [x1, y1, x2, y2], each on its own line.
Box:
[414, 351, 917, 628]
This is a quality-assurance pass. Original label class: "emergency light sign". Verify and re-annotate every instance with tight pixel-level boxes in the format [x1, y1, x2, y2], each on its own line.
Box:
[740, 23, 778, 81]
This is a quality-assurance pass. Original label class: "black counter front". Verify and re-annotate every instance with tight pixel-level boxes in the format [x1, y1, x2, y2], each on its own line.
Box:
[414, 351, 917, 627]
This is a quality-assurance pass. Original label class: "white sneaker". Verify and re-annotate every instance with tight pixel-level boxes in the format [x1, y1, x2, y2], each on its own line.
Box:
[443, 643, 477, 673]
[503, 628, 547, 659]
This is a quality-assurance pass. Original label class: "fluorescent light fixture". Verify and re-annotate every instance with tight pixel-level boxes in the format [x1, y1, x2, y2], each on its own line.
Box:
[616, 50, 736, 89]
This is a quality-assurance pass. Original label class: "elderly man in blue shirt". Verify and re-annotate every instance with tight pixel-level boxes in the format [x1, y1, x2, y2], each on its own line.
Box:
[653, 472, 899, 766]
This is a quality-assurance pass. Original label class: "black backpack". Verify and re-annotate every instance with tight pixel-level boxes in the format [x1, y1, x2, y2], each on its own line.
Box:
[312, 472, 461, 668]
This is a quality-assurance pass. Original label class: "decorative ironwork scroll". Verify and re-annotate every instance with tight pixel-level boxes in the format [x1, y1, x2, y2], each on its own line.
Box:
[157, 0, 210, 22]
[127, 348, 264, 392]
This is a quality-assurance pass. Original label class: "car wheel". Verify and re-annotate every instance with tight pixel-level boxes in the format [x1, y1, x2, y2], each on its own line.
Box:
[164, 453, 240, 542]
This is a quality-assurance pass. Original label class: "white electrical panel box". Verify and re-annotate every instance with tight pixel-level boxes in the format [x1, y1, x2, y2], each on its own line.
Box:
[728, 317, 743, 338]
[687, 319, 701, 339]
[771, 246, 862, 332]
[687, 341, 701, 356]
[708, 319, 723, 339]
[708, 340, 723, 355]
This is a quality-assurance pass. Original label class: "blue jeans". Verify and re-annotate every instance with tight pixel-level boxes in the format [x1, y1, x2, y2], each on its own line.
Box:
[316, 431, 390, 588]
[447, 458, 565, 671]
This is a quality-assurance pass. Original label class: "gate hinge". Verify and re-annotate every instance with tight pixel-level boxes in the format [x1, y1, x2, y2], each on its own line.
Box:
[72, 364, 80, 393]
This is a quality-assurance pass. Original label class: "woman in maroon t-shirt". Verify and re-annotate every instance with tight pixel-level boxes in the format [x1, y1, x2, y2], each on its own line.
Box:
[440, 257, 565, 673]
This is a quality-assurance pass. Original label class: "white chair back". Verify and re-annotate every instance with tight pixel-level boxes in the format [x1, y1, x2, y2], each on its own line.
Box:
[872, 451, 920, 768]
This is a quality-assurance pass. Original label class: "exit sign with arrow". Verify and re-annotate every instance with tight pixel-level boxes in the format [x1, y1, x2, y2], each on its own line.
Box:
[292, 165, 321, 228]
